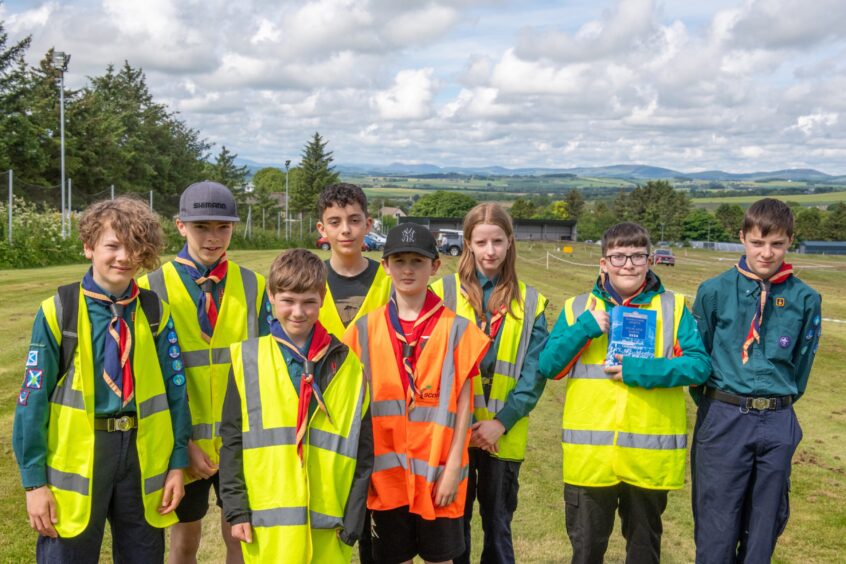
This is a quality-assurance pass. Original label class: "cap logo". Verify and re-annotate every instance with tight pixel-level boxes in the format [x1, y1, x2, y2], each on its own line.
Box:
[193, 202, 228, 209]
[402, 227, 416, 243]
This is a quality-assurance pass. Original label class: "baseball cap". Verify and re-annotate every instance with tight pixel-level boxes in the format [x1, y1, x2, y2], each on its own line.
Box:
[383, 223, 439, 259]
[178, 181, 240, 222]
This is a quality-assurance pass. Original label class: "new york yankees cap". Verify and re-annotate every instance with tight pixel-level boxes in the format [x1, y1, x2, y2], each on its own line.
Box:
[382, 222, 439, 259]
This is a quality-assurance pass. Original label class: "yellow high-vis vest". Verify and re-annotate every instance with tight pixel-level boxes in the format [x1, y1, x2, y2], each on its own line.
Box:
[229, 336, 368, 563]
[139, 261, 264, 470]
[431, 273, 548, 462]
[40, 288, 177, 537]
[560, 291, 687, 490]
[318, 265, 392, 339]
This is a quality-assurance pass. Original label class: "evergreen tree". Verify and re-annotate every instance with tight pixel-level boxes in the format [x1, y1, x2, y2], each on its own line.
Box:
[612, 180, 689, 242]
[292, 132, 340, 214]
[714, 203, 745, 237]
[206, 146, 249, 191]
[564, 188, 586, 221]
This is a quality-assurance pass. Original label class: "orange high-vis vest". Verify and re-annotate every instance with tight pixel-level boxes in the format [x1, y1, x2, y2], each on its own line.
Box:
[344, 306, 489, 520]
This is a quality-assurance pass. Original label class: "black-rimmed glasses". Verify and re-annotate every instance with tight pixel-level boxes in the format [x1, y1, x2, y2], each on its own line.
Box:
[605, 253, 649, 267]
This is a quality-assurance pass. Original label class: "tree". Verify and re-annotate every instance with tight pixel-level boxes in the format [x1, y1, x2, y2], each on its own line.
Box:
[612, 180, 689, 242]
[681, 208, 729, 242]
[714, 203, 744, 237]
[822, 202, 846, 240]
[291, 132, 340, 215]
[564, 189, 586, 221]
[794, 207, 825, 242]
[206, 146, 248, 191]
[547, 200, 569, 220]
[576, 201, 617, 241]
[0, 15, 33, 174]
[410, 190, 476, 217]
[509, 198, 536, 219]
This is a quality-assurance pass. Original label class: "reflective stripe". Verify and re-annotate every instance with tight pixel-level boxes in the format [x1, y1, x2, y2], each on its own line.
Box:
[561, 429, 615, 446]
[374, 452, 407, 472]
[493, 359, 517, 379]
[252, 506, 308, 527]
[572, 293, 591, 316]
[408, 406, 456, 428]
[53, 293, 64, 330]
[47, 466, 89, 495]
[182, 347, 231, 368]
[473, 394, 486, 410]
[511, 286, 539, 382]
[146, 268, 169, 304]
[144, 471, 167, 495]
[310, 428, 357, 458]
[242, 268, 259, 339]
[355, 317, 371, 384]
[138, 394, 169, 419]
[243, 426, 297, 449]
[410, 458, 470, 483]
[569, 364, 607, 379]
[661, 292, 676, 358]
[371, 399, 405, 417]
[49, 365, 85, 409]
[442, 275, 457, 311]
[192, 422, 221, 441]
[212, 347, 231, 364]
[310, 511, 343, 529]
[243, 339, 263, 433]
[487, 398, 506, 414]
[617, 432, 687, 450]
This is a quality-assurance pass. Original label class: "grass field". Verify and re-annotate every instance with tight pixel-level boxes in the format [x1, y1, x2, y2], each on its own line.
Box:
[692, 190, 846, 209]
[1, 245, 845, 562]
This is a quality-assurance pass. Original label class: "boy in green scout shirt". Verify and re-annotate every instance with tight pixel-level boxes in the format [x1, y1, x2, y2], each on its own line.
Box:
[138, 181, 271, 563]
[13, 197, 191, 562]
[692, 198, 822, 563]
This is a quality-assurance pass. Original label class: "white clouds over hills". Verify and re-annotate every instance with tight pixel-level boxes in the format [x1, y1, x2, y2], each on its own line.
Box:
[4, 0, 846, 173]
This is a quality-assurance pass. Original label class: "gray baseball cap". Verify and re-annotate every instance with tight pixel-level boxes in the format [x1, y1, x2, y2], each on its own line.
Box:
[178, 181, 240, 222]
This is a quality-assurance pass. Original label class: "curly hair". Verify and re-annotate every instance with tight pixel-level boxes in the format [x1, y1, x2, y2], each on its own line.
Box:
[268, 248, 327, 297]
[78, 197, 165, 272]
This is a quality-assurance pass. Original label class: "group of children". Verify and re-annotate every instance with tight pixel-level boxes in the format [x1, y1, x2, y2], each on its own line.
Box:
[13, 179, 820, 564]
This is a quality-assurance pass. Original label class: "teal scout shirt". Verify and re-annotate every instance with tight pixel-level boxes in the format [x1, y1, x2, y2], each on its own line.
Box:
[692, 267, 821, 400]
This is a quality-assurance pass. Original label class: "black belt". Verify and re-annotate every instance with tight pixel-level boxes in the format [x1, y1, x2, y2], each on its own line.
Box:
[94, 415, 137, 432]
[702, 386, 792, 411]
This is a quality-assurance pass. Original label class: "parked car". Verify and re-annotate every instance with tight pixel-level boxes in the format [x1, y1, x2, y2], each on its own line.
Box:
[364, 234, 384, 251]
[316, 236, 368, 251]
[436, 229, 464, 257]
[653, 248, 676, 266]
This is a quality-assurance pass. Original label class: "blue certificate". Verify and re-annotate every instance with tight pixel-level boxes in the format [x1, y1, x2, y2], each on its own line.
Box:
[606, 306, 656, 366]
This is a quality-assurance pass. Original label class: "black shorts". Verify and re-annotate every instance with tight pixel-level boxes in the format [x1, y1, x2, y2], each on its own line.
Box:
[371, 506, 464, 563]
[175, 474, 222, 523]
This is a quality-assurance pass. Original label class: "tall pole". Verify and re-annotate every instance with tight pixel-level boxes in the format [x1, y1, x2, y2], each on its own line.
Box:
[67, 178, 72, 228]
[111, 184, 115, 200]
[149, 190, 153, 209]
[284, 160, 291, 240]
[7, 169, 12, 244]
[54, 52, 70, 238]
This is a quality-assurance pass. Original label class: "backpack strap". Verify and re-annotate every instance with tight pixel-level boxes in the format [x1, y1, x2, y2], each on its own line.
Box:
[56, 283, 80, 379]
[138, 287, 163, 336]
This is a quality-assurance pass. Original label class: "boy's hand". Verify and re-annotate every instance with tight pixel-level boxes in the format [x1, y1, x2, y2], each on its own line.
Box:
[589, 299, 610, 334]
[433, 465, 461, 507]
[187, 441, 218, 480]
[26, 486, 58, 538]
[231, 523, 253, 543]
[158, 469, 185, 515]
[605, 354, 624, 381]
[470, 420, 505, 453]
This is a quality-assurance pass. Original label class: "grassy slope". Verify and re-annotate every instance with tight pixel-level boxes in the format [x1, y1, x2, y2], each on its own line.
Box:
[1, 246, 844, 562]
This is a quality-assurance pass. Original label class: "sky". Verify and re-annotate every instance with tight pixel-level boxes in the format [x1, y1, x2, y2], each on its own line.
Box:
[3, 0, 846, 174]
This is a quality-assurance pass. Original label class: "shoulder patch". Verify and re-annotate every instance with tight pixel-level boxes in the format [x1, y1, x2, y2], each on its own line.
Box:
[26, 351, 38, 367]
[24, 368, 43, 389]
[18, 389, 30, 406]
[775, 297, 785, 307]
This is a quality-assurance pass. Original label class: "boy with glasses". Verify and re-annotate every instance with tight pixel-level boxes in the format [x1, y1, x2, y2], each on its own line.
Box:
[539, 222, 710, 564]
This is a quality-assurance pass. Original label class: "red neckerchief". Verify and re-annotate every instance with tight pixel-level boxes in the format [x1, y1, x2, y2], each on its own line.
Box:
[174, 247, 228, 342]
[271, 319, 333, 464]
[386, 290, 444, 409]
[735, 256, 793, 364]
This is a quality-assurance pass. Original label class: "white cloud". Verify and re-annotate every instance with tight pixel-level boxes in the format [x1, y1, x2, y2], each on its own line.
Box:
[373, 68, 435, 120]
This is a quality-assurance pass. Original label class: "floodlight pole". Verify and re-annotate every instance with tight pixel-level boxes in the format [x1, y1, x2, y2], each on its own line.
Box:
[284, 159, 291, 240]
[54, 51, 70, 238]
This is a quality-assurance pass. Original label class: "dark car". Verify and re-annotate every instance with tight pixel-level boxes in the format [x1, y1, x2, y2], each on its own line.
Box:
[653, 248, 676, 266]
[436, 230, 464, 257]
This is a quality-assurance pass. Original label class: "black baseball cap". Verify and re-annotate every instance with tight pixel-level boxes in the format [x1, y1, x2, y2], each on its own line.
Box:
[178, 181, 240, 222]
[383, 223, 439, 259]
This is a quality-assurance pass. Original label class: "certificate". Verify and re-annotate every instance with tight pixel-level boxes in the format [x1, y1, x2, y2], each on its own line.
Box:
[606, 306, 656, 366]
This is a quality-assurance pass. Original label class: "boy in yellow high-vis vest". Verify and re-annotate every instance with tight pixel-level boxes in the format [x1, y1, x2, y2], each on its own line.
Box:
[13, 197, 191, 562]
[138, 181, 271, 563]
[219, 249, 372, 563]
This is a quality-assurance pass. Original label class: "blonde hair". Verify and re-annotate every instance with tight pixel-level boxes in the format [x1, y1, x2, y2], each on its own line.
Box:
[268, 249, 327, 296]
[78, 197, 164, 272]
[458, 203, 521, 319]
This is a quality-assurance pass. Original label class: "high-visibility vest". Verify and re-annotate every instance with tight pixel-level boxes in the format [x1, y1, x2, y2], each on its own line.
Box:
[344, 307, 490, 520]
[431, 274, 547, 461]
[139, 261, 264, 469]
[39, 288, 177, 537]
[229, 336, 367, 564]
[560, 291, 687, 490]
[319, 265, 392, 339]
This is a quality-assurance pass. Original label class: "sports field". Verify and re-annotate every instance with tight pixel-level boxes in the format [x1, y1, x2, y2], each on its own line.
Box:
[1, 244, 844, 562]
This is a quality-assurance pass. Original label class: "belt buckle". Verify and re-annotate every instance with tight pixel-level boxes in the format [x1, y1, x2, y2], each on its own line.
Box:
[115, 416, 133, 432]
[750, 397, 772, 411]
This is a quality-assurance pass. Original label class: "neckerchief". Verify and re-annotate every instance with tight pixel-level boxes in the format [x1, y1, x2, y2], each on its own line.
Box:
[174, 245, 228, 342]
[460, 283, 507, 341]
[735, 255, 793, 364]
[386, 290, 444, 411]
[270, 319, 333, 463]
[599, 272, 648, 307]
[81, 270, 139, 408]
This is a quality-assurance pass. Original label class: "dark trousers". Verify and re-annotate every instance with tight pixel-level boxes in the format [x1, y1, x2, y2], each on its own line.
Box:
[692, 395, 802, 564]
[359, 509, 375, 564]
[455, 448, 521, 564]
[564, 482, 668, 564]
[36, 429, 165, 564]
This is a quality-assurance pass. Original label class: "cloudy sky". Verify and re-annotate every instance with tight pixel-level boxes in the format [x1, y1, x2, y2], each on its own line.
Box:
[4, 0, 846, 173]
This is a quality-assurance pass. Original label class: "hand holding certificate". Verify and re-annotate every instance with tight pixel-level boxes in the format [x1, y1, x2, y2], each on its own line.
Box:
[606, 306, 657, 367]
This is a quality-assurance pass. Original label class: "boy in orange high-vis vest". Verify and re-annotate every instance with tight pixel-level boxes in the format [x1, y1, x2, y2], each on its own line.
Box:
[344, 223, 490, 564]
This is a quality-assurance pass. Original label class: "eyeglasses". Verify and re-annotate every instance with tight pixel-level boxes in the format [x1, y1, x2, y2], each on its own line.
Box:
[605, 253, 649, 267]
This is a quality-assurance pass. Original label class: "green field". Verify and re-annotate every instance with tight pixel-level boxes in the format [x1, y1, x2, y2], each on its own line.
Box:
[693, 190, 846, 209]
[2, 245, 845, 562]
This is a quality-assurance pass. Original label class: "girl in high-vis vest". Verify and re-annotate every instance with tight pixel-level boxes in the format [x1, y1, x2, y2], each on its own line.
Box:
[344, 223, 490, 564]
[430, 203, 549, 564]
